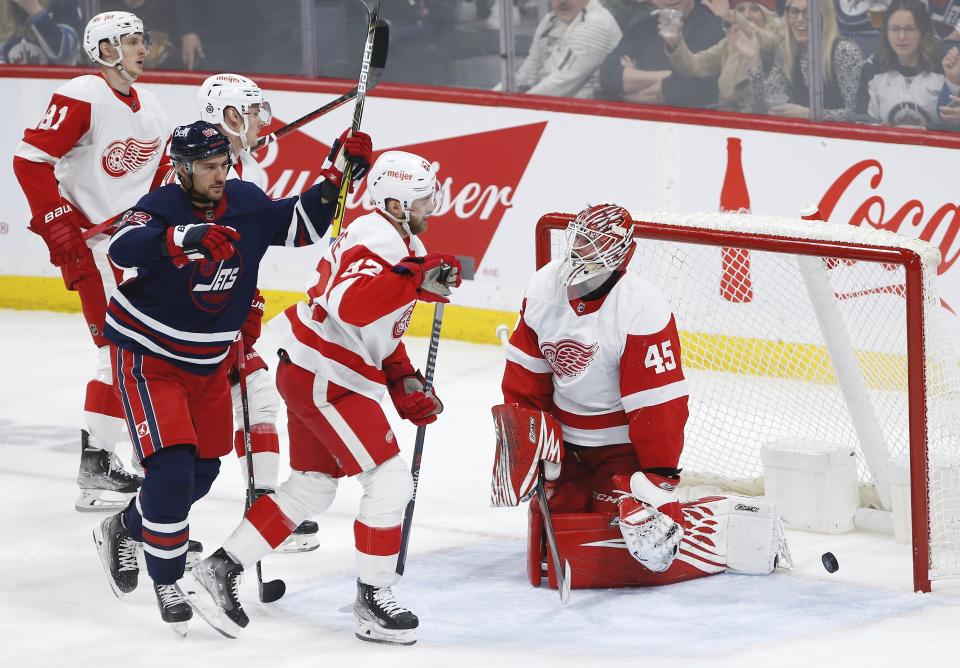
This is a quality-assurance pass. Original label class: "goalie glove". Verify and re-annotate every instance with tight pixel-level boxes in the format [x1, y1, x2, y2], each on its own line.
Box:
[490, 404, 564, 507]
[614, 471, 684, 573]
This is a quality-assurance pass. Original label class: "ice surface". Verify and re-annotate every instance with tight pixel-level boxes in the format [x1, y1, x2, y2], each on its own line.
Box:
[2, 310, 960, 667]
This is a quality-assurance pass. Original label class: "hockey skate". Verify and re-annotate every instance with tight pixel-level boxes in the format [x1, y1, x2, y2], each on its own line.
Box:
[76, 430, 143, 512]
[154, 582, 192, 637]
[92, 512, 139, 599]
[354, 579, 418, 646]
[278, 519, 320, 553]
[183, 548, 247, 639]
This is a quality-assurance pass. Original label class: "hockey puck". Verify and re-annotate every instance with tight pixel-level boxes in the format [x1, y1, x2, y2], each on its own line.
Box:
[821, 552, 839, 573]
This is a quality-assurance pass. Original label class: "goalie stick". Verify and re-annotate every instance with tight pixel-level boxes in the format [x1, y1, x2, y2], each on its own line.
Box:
[235, 339, 286, 604]
[330, 1, 388, 244]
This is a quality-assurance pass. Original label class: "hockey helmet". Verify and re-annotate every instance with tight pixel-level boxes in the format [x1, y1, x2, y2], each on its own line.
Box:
[198, 74, 272, 148]
[170, 121, 235, 175]
[82, 12, 150, 69]
[366, 151, 442, 229]
[562, 204, 635, 288]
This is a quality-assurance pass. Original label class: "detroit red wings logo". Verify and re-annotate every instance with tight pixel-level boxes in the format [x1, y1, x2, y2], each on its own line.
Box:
[540, 339, 598, 378]
[101, 137, 162, 178]
[393, 305, 414, 339]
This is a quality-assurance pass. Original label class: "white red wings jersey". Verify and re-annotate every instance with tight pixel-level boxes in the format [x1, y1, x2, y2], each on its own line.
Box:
[271, 210, 426, 401]
[503, 254, 689, 459]
[13, 75, 170, 238]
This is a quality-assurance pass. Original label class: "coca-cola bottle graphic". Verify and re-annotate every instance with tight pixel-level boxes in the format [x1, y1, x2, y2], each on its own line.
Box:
[719, 137, 753, 303]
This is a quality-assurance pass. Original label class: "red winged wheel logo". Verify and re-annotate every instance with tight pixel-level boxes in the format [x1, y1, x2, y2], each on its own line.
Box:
[101, 137, 162, 178]
[540, 339, 599, 378]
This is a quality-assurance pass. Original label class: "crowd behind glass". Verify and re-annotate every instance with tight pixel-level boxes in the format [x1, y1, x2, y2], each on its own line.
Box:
[3, 0, 959, 131]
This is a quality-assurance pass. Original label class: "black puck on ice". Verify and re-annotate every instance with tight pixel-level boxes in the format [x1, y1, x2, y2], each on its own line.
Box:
[821, 552, 839, 573]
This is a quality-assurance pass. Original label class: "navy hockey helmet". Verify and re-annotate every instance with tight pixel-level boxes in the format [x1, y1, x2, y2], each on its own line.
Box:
[170, 120, 234, 175]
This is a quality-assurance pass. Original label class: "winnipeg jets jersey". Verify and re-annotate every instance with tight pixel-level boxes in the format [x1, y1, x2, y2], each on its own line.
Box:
[271, 210, 427, 401]
[14, 75, 170, 237]
[105, 179, 333, 374]
[503, 254, 688, 456]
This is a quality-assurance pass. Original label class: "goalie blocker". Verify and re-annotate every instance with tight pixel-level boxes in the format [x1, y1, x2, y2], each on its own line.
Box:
[491, 404, 792, 589]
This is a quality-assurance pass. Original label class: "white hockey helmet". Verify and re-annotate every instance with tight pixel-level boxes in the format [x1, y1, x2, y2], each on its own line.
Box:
[198, 74, 272, 149]
[82, 12, 148, 71]
[562, 204, 635, 289]
[366, 151, 441, 232]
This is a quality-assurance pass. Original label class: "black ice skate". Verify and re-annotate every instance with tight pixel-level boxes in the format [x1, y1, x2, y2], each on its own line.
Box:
[279, 519, 320, 553]
[183, 547, 247, 639]
[92, 512, 139, 599]
[354, 579, 418, 646]
[154, 583, 192, 636]
[76, 430, 143, 512]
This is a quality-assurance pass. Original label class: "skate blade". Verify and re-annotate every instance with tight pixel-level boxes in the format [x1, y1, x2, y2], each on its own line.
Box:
[170, 621, 189, 638]
[278, 533, 320, 554]
[338, 602, 354, 614]
[91, 526, 132, 601]
[355, 618, 417, 646]
[76, 489, 136, 513]
[179, 578, 240, 639]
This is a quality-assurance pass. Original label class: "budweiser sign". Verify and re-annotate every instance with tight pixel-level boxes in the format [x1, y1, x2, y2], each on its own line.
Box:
[256, 121, 547, 268]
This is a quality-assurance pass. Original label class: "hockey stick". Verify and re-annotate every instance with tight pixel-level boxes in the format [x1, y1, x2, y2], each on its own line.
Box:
[534, 463, 572, 605]
[235, 339, 287, 604]
[395, 299, 446, 576]
[329, 1, 388, 244]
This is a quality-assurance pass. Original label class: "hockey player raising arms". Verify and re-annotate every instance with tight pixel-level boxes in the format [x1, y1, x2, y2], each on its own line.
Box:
[189, 151, 462, 646]
[12, 11, 169, 512]
[91, 120, 372, 632]
[193, 73, 319, 552]
[494, 204, 791, 590]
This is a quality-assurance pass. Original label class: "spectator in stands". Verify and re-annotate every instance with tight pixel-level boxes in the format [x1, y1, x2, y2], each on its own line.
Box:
[599, 0, 725, 107]
[937, 46, 960, 128]
[664, 0, 784, 112]
[0, 0, 82, 65]
[503, 0, 622, 98]
[602, 0, 654, 28]
[389, 0, 462, 86]
[855, 0, 945, 128]
[737, 0, 864, 120]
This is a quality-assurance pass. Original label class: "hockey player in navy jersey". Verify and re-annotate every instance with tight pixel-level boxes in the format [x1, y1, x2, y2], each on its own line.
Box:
[91, 120, 373, 632]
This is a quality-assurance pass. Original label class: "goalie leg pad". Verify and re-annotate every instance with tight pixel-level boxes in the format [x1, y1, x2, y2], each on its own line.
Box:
[490, 403, 564, 507]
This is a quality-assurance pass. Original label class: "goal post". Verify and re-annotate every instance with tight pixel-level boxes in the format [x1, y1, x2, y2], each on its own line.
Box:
[534, 211, 960, 593]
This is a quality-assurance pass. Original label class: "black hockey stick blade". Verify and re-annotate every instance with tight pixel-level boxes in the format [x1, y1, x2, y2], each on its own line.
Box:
[259, 577, 286, 603]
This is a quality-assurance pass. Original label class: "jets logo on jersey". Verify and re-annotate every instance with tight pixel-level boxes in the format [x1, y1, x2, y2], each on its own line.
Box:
[101, 137, 162, 178]
[189, 257, 243, 313]
[393, 305, 414, 339]
[540, 338, 599, 378]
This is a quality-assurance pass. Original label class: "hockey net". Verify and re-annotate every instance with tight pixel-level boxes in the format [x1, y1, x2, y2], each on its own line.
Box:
[535, 211, 960, 592]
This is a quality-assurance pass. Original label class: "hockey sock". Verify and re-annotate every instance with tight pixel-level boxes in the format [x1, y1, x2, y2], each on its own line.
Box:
[233, 425, 280, 491]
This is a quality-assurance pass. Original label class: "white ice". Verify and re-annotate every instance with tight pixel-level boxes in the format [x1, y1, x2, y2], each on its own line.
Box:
[2, 309, 960, 668]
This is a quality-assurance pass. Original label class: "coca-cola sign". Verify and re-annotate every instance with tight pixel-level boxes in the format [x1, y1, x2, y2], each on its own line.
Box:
[256, 121, 547, 269]
[817, 159, 960, 276]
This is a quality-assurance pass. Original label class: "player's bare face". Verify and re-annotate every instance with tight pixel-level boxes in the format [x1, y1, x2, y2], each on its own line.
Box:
[118, 33, 150, 79]
[189, 155, 231, 204]
[407, 195, 437, 235]
[551, 0, 589, 22]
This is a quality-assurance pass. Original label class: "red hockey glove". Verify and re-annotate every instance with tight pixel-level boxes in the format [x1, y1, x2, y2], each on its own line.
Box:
[242, 289, 265, 348]
[29, 203, 88, 267]
[388, 370, 443, 426]
[319, 130, 373, 198]
[163, 223, 240, 265]
[391, 254, 463, 303]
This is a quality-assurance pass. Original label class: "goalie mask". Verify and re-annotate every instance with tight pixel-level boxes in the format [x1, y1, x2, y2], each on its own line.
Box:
[198, 73, 272, 151]
[82, 12, 151, 79]
[561, 204, 634, 295]
[490, 404, 564, 507]
[366, 151, 442, 236]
